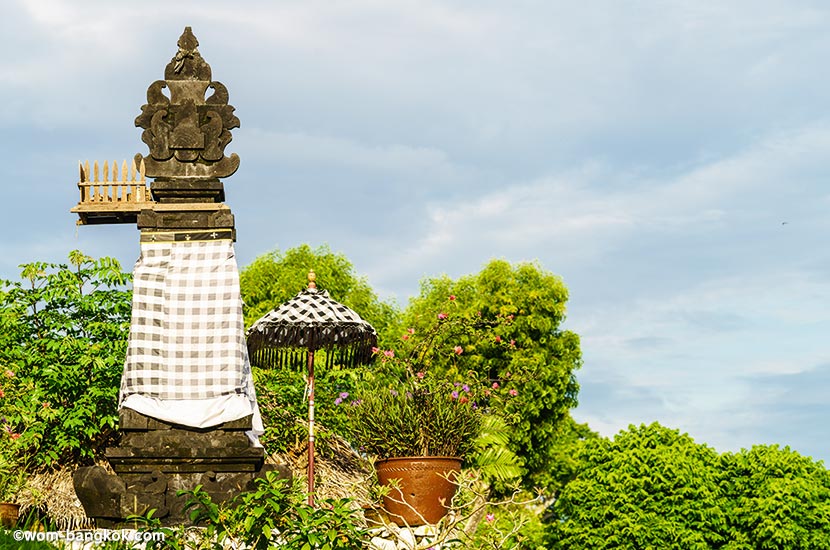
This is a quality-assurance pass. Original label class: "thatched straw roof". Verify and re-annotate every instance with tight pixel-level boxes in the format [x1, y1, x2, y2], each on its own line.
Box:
[280, 431, 374, 507]
[16, 464, 100, 530]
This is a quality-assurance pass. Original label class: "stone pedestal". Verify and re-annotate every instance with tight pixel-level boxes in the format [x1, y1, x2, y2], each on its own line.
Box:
[74, 409, 288, 527]
[71, 27, 280, 528]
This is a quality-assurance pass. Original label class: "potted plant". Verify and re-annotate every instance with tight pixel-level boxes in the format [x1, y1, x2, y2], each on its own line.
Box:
[348, 372, 482, 525]
[345, 305, 503, 526]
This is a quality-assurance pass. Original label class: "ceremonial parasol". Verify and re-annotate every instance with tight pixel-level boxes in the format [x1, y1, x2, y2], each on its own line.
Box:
[246, 271, 377, 504]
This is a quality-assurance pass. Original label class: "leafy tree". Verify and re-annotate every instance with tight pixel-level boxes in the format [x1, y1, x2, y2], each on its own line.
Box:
[0, 251, 131, 467]
[548, 423, 728, 549]
[543, 415, 598, 497]
[720, 444, 830, 549]
[546, 423, 830, 549]
[239, 244, 399, 336]
[400, 259, 582, 490]
[240, 244, 400, 458]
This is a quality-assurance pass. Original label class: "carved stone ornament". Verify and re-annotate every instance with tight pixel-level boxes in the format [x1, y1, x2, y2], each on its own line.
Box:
[135, 27, 240, 180]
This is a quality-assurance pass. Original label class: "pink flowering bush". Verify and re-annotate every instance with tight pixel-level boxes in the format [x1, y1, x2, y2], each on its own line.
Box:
[344, 299, 514, 460]
[400, 261, 583, 491]
[0, 424, 27, 501]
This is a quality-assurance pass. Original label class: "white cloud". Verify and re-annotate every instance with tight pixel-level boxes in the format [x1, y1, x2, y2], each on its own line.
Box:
[362, 120, 830, 291]
[239, 129, 459, 175]
[572, 262, 830, 454]
[342, 120, 830, 458]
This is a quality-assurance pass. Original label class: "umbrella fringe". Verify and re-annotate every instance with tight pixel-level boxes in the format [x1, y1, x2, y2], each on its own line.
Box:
[248, 332, 377, 370]
[249, 324, 375, 349]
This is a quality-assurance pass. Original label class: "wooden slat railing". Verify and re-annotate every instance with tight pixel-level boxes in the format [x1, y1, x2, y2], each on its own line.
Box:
[78, 159, 151, 204]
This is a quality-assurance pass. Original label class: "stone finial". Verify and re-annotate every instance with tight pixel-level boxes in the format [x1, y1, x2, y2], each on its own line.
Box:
[164, 26, 212, 81]
[135, 27, 240, 180]
[308, 270, 317, 290]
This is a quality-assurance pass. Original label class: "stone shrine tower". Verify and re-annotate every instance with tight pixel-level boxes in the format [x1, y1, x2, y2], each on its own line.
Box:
[72, 28, 285, 526]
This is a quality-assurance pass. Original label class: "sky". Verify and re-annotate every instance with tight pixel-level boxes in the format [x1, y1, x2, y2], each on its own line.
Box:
[2, 0, 829, 463]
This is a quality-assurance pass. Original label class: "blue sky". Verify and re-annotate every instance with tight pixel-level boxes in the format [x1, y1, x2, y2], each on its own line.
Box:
[2, 1, 829, 463]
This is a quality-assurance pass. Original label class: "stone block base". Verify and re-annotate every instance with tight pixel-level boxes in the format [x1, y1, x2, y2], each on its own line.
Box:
[74, 410, 289, 527]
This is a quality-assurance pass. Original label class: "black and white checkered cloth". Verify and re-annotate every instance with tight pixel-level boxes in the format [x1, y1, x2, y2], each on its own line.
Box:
[120, 238, 254, 401]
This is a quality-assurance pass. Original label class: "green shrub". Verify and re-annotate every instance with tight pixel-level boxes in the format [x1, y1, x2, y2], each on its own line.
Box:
[254, 366, 363, 457]
[0, 251, 131, 467]
[348, 370, 482, 459]
[139, 471, 366, 550]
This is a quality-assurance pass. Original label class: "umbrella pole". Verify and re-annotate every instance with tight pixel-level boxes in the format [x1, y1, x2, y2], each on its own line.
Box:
[307, 348, 315, 506]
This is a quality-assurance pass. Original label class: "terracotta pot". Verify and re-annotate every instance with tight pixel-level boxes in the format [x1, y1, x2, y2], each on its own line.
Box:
[0, 502, 20, 528]
[375, 456, 461, 526]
